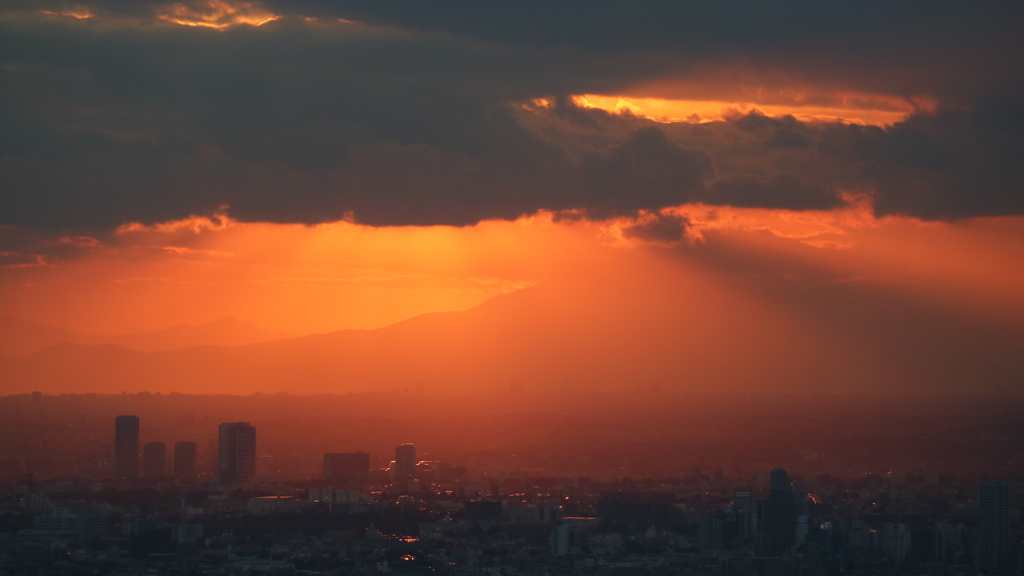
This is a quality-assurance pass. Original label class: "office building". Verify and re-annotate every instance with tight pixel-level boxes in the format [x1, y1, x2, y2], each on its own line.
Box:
[142, 442, 166, 478]
[394, 443, 416, 479]
[174, 441, 197, 482]
[218, 422, 256, 484]
[977, 480, 1010, 575]
[324, 452, 370, 483]
[764, 467, 797, 553]
[698, 517, 724, 550]
[114, 415, 140, 480]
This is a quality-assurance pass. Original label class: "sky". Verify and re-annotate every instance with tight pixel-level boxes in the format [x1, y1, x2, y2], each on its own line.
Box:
[1, 1, 1023, 393]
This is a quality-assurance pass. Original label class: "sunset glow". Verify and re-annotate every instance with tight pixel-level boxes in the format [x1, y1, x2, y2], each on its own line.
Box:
[3, 205, 1021, 343]
[157, 0, 280, 29]
[2, 8, 1024, 575]
[0, 1, 1021, 398]
[570, 94, 919, 126]
[40, 7, 94, 19]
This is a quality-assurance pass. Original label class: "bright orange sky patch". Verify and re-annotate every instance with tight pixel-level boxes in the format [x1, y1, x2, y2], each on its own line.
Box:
[572, 94, 921, 126]
[0, 214, 602, 334]
[157, 0, 280, 29]
[2, 205, 1022, 340]
[40, 7, 94, 19]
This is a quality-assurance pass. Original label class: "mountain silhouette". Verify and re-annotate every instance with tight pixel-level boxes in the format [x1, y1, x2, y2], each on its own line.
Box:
[1, 269, 1020, 396]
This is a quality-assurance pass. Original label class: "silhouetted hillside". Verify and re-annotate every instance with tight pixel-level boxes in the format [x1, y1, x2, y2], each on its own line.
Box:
[1, 269, 1021, 395]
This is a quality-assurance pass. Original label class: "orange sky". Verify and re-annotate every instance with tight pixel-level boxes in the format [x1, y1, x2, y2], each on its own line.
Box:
[2, 204, 1022, 338]
[1, 1, 1022, 396]
[1, 212, 583, 334]
[570, 93, 925, 126]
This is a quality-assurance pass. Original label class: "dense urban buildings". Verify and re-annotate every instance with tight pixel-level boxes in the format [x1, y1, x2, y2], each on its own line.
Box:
[1, 393, 1022, 575]
[113, 415, 139, 480]
[5, 446, 1023, 575]
[217, 422, 256, 484]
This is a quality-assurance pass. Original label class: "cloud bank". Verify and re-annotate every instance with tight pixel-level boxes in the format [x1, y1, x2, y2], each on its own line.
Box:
[1, 1, 1022, 230]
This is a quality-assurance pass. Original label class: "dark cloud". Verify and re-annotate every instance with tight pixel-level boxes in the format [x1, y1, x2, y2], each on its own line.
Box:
[24, 1, 1021, 102]
[0, 16, 709, 228]
[262, 1, 1024, 101]
[578, 128, 713, 217]
[674, 108, 1024, 219]
[621, 213, 691, 244]
[0, 3, 1022, 230]
[863, 105, 1024, 219]
[705, 173, 842, 211]
[0, 251, 46, 270]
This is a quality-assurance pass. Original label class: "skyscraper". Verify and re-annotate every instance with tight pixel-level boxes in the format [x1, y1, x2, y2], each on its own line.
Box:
[394, 443, 416, 479]
[770, 467, 790, 492]
[142, 441, 166, 478]
[174, 441, 197, 482]
[218, 422, 256, 484]
[764, 467, 797, 553]
[977, 480, 1010, 575]
[114, 415, 140, 480]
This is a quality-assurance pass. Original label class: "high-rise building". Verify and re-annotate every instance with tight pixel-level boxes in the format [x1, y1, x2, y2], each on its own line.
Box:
[698, 517, 724, 550]
[977, 480, 1010, 575]
[394, 443, 416, 479]
[114, 415, 140, 480]
[142, 442, 166, 478]
[770, 467, 791, 491]
[764, 467, 797, 553]
[218, 422, 256, 484]
[324, 452, 370, 483]
[174, 441, 198, 482]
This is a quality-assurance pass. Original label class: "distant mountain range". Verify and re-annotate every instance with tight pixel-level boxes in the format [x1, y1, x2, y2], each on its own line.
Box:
[1, 273, 1022, 396]
[0, 315, 291, 356]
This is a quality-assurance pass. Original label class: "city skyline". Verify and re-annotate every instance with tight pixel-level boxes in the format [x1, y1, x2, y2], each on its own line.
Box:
[1, 2, 1021, 571]
[2, 394, 1019, 575]
[20, 392, 1012, 485]
[1, 392, 1020, 573]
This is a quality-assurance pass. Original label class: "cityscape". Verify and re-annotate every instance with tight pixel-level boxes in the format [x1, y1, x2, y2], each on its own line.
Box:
[2, 1, 1024, 575]
[0, 392, 1022, 575]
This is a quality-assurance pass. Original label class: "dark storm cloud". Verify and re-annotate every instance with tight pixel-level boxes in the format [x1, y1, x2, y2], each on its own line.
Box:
[0, 2, 1023, 230]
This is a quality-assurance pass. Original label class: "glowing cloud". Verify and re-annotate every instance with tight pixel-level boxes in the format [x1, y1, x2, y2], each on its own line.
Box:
[157, 0, 280, 29]
[57, 236, 102, 248]
[572, 93, 929, 127]
[116, 210, 234, 235]
[40, 7, 94, 19]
